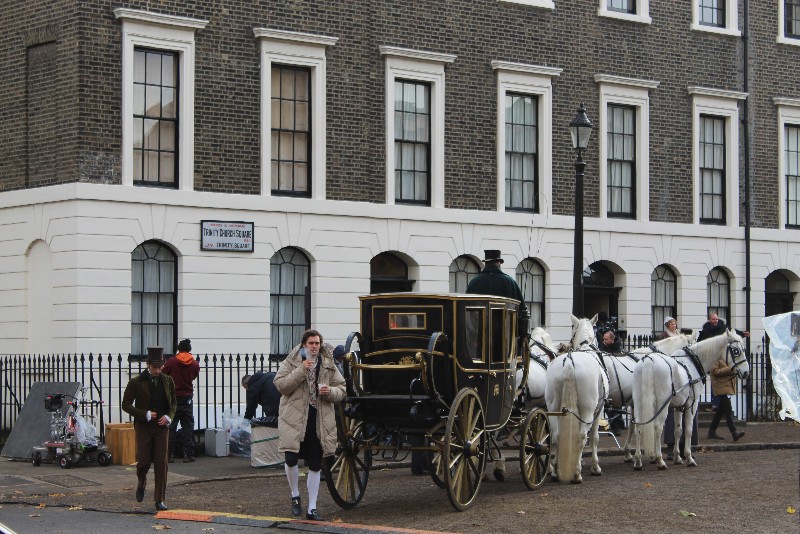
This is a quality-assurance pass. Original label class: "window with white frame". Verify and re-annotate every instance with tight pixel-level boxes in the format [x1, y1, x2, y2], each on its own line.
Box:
[131, 241, 177, 359]
[699, 115, 726, 224]
[596, 75, 658, 221]
[114, 8, 207, 190]
[254, 29, 338, 199]
[493, 62, 560, 214]
[607, 104, 636, 218]
[598, 0, 651, 24]
[692, 0, 739, 36]
[707, 267, 730, 322]
[381, 47, 455, 208]
[270, 247, 310, 360]
[449, 255, 480, 293]
[776, 98, 800, 228]
[651, 265, 676, 334]
[689, 86, 746, 227]
[516, 258, 545, 329]
[779, 0, 800, 44]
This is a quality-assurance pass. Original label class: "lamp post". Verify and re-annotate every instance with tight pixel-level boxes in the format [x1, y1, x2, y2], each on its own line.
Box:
[569, 102, 594, 318]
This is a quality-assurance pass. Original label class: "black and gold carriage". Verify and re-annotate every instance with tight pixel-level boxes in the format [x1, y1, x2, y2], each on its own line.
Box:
[322, 293, 551, 512]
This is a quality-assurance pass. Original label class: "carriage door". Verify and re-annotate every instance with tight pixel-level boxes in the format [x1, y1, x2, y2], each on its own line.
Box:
[487, 305, 514, 426]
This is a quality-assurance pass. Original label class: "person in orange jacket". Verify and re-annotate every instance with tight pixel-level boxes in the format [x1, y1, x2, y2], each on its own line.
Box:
[163, 339, 200, 462]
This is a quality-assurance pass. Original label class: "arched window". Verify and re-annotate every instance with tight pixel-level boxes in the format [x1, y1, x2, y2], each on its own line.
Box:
[131, 241, 177, 358]
[765, 270, 795, 317]
[651, 265, 677, 334]
[270, 248, 310, 359]
[516, 258, 545, 329]
[370, 252, 413, 293]
[707, 267, 730, 322]
[449, 255, 480, 293]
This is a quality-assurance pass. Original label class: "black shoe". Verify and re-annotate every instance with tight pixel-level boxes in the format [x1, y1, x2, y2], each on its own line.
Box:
[707, 433, 724, 441]
[135, 485, 145, 503]
[290, 496, 301, 517]
[732, 431, 745, 442]
[155, 502, 168, 511]
[306, 509, 323, 521]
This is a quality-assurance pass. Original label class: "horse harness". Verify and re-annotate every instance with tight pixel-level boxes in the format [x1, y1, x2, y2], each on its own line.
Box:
[558, 349, 609, 425]
[598, 350, 639, 408]
[522, 353, 548, 403]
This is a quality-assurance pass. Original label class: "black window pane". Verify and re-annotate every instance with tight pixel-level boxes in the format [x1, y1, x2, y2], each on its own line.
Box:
[505, 93, 538, 212]
[699, 0, 725, 27]
[270, 248, 310, 359]
[699, 115, 726, 224]
[607, 105, 636, 218]
[395, 80, 430, 205]
[131, 241, 177, 358]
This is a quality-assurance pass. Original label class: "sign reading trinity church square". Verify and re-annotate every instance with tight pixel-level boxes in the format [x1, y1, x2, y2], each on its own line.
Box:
[201, 220, 254, 252]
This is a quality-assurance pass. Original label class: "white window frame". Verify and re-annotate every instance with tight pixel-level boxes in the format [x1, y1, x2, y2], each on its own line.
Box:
[689, 86, 747, 226]
[381, 46, 456, 208]
[498, 0, 555, 9]
[778, 0, 800, 46]
[596, 75, 658, 222]
[598, 0, 652, 24]
[775, 97, 800, 228]
[253, 29, 338, 199]
[493, 61, 561, 215]
[691, 0, 740, 37]
[114, 8, 207, 190]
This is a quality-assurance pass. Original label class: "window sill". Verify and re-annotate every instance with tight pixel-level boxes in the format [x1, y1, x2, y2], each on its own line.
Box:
[777, 35, 800, 47]
[498, 0, 554, 9]
[598, 9, 651, 25]
[691, 23, 741, 37]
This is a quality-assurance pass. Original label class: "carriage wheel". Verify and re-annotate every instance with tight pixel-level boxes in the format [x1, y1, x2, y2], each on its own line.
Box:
[519, 407, 551, 490]
[427, 423, 447, 489]
[323, 403, 371, 509]
[443, 388, 487, 512]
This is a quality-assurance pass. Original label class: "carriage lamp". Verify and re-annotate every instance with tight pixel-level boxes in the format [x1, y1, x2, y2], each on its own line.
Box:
[569, 103, 593, 317]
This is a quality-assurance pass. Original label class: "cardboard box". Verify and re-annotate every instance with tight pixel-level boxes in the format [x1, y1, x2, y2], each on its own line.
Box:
[205, 428, 229, 457]
[105, 422, 136, 465]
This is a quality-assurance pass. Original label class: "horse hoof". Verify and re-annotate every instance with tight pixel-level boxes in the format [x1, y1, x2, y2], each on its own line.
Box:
[623, 457, 633, 464]
[493, 469, 505, 482]
[687, 461, 697, 467]
[590, 470, 602, 476]
[570, 478, 583, 484]
[657, 463, 668, 471]
[633, 464, 642, 471]
[549, 475, 559, 483]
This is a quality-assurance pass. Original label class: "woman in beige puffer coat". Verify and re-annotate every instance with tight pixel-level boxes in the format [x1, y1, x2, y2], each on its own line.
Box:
[273, 329, 345, 521]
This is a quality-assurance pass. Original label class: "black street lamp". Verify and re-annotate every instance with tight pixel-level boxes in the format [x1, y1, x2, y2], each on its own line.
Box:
[569, 102, 593, 318]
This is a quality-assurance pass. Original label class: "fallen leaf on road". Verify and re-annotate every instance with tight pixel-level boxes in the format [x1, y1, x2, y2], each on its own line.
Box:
[679, 510, 696, 517]
[28, 513, 41, 518]
[68, 506, 83, 511]
[516, 510, 526, 515]
[35, 503, 46, 509]
[644, 482, 653, 488]
[787, 506, 796, 514]
[201, 529, 214, 532]
[332, 518, 343, 523]
[48, 493, 66, 497]
[152, 525, 172, 530]
[538, 492, 549, 497]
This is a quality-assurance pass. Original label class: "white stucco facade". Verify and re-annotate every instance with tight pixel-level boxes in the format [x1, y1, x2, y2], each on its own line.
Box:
[1, 182, 797, 355]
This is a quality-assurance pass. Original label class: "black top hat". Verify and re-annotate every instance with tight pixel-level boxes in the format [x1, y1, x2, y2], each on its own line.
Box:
[483, 250, 504, 263]
[146, 346, 165, 366]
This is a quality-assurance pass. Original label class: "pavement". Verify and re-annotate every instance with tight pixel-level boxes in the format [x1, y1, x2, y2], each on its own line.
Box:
[1, 420, 798, 533]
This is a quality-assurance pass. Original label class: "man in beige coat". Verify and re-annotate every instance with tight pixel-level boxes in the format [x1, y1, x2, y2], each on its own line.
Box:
[707, 357, 745, 442]
[273, 329, 345, 521]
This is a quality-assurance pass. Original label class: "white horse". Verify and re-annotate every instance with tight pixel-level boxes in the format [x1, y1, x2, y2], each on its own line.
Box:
[631, 330, 749, 470]
[569, 315, 695, 462]
[515, 327, 560, 410]
[545, 335, 609, 483]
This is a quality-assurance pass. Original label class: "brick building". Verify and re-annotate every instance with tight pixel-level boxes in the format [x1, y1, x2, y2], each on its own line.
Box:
[1, 1, 799, 357]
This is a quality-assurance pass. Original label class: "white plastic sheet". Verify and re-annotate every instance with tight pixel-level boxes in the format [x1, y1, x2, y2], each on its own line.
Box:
[762, 312, 800, 422]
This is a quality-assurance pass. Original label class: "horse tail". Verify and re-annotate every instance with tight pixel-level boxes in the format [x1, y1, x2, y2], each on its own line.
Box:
[557, 359, 581, 482]
[635, 358, 657, 459]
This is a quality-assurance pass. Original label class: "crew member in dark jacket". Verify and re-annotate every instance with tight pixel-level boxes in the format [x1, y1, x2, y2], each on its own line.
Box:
[697, 313, 750, 341]
[600, 330, 623, 353]
[122, 346, 177, 512]
[242, 370, 281, 420]
[163, 338, 199, 462]
[466, 250, 530, 334]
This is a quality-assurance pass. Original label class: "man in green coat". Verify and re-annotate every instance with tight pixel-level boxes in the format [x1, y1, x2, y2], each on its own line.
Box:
[466, 250, 530, 334]
[122, 346, 177, 512]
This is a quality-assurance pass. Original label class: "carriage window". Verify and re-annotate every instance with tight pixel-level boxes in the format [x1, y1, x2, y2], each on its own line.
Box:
[465, 307, 484, 362]
[491, 308, 505, 363]
[389, 312, 426, 330]
[506, 310, 516, 363]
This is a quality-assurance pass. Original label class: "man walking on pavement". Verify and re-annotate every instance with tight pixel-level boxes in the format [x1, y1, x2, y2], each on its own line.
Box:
[163, 338, 199, 462]
[122, 346, 177, 512]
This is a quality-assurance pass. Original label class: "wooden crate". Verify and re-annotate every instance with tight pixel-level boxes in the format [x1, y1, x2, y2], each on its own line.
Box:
[105, 422, 136, 465]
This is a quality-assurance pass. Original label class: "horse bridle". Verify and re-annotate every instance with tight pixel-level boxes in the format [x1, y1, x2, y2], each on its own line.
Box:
[725, 340, 748, 379]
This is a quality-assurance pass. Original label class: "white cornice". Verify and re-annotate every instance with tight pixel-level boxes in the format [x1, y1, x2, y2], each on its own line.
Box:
[687, 86, 748, 100]
[113, 8, 208, 30]
[594, 74, 659, 89]
[491, 61, 562, 77]
[252, 28, 338, 47]
[774, 97, 800, 108]
[379, 46, 456, 64]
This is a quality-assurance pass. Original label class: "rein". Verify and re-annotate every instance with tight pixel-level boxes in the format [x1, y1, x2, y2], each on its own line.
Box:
[531, 338, 558, 361]
[559, 350, 608, 425]
[631, 351, 703, 426]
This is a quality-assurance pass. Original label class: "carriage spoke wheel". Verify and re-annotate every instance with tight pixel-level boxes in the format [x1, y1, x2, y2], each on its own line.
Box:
[427, 422, 447, 489]
[323, 403, 371, 509]
[520, 407, 551, 490]
[443, 388, 486, 511]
